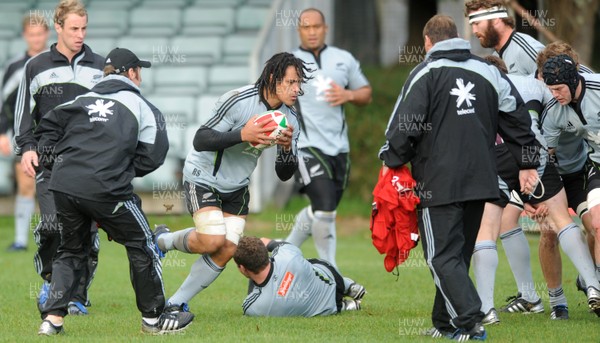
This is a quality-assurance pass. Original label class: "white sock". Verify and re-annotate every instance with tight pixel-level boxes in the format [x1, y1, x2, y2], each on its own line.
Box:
[473, 240, 498, 313]
[168, 254, 223, 305]
[327, 219, 337, 267]
[142, 317, 159, 325]
[500, 227, 540, 303]
[548, 286, 567, 308]
[312, 210, 337, 268]
[285, 206, 313, 246]
[343, 276, 354, 292]
[558, 223, 600, 290]
[15, 195, 34, 246]
[158, 227, 194, 253]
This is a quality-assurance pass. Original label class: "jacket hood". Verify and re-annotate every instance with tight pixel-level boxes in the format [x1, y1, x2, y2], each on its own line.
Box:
[426, 38, 472, 62]
[91, 74, 141, 95]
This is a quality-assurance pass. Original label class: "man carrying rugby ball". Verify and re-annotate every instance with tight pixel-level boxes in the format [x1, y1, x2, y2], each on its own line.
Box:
[153, 52, 312, 311]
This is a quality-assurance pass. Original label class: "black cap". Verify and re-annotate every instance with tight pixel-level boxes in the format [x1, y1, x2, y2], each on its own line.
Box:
[105, 47, 151, 74]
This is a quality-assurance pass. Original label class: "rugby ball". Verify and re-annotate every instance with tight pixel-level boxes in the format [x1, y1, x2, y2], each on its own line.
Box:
[250, 110, 287, 150]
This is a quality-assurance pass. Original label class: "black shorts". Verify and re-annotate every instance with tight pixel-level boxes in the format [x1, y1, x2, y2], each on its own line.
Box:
[296, 148, 350, 191]
[561, 168, 588, 217]
[585, 161, 600, 211]
[307, 258, 345, 313]
[493, 144, 563, 207]
[183, 181, 250, 216]
[586, 160, 600, 191]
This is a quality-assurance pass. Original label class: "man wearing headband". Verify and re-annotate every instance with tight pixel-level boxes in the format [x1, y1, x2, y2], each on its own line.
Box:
[465, 0, 544, 76]
[473, 55, 600, 325]
[380, 14, 540, 340]
[466, 0, 599, 320]
[35, 47, 194, 335]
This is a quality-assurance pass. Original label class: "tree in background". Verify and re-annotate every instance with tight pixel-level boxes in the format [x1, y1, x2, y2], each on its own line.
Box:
[510, 0, 598, 66]
[333, 0, 380, 64]
[544, 0, 598, 65]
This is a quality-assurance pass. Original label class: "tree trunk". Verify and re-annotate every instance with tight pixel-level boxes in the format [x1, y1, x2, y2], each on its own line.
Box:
[334, 0, 380, 64]
[543, 0, 599, 65]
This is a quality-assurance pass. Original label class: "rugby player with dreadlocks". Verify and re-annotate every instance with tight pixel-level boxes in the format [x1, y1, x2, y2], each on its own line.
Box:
[152, 52, 312, 311]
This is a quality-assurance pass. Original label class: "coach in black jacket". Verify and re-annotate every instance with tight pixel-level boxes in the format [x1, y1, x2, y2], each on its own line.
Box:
[379, 15, 539, 340]
[34, 48, 193, 335]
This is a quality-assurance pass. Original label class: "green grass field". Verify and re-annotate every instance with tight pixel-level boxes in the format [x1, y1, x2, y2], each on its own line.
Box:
[1, 198, 599, 342]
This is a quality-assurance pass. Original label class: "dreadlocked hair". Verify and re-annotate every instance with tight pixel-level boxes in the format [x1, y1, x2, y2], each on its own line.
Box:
[255, 52, 313, 97]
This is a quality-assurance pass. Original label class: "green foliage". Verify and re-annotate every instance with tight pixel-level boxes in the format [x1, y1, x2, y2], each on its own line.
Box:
[2, 213, 600, 342]
[344, 65, 413, 201]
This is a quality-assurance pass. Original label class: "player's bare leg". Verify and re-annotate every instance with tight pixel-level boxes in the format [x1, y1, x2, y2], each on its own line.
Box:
[581, 213, 596, 261]
[588, 205, 600, 286]
[536, 217, 569, 318]
[536, 189, 600, 314]
[538, 221, 561, 290]
[580, 212, 600, 281]
[156, 207, 225, 255]
[158, 208, 246, 307]
[208, 239, 237, 267]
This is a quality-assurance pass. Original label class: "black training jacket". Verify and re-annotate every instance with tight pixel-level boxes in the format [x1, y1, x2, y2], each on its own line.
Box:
[14, 43, 104, 154]
[35, 75, 169, 201]
[379, 38, 539, 207]
[0, 53, 30, 134]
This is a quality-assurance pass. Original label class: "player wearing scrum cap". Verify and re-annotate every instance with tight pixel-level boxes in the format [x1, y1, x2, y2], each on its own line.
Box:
[473, 55, 600, 325]
[465, 0, 597, 320]
[541, 54, 600, 315]
[537, 42, 600, 317]
[234, 236, 365, 317]
[153, 52, 311, 312]
[35, 47, 194, 335]
[380, 14, 540, 341]
[13, 0, 104, 316]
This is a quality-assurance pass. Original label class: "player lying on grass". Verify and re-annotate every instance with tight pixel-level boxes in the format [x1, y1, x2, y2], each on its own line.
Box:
[153, 52, 312, 312]
[233, 236, 366, 317]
